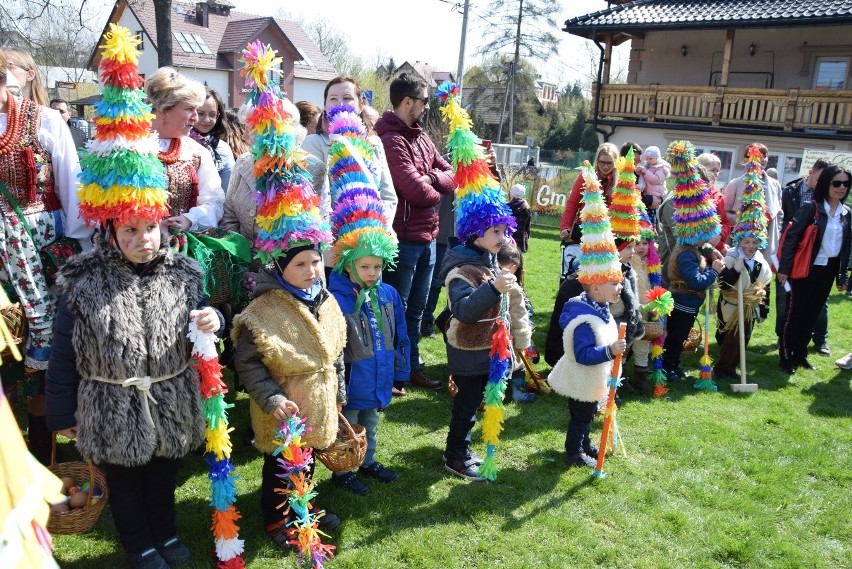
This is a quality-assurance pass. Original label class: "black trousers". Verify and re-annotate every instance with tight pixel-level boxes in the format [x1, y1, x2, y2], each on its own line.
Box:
[445, 373, 489, 460]
[662, 307, 699, 370]
[782, 258, 839, 365]
[102, 457, 180, 554]
[565, 397, 597, 456]
[260, 452, 316, 526]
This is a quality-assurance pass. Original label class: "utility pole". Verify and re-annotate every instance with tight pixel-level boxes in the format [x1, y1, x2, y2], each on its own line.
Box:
[496, 61, 512, 144]
[456, 0, 471, 95]
[509, 0, 523, 145]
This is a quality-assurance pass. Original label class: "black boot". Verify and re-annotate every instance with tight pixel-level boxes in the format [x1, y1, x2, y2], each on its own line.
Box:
[27, 414, 54, 466]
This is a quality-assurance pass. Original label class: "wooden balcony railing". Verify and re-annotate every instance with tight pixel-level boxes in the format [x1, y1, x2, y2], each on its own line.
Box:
[592, 83, 852, 134]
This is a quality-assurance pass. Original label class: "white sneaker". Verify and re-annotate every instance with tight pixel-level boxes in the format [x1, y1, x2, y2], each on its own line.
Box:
[835, 352, 852, 370]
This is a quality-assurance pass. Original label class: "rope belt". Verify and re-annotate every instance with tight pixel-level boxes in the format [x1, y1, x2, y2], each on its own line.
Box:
[89, 362, 189, 425]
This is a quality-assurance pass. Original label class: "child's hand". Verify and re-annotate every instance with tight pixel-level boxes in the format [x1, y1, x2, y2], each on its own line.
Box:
[273, 399, 299, 421]
[190, 307, 220, 334]
[712, 258, 725, 272]
[733, 257, 745, 272]
[610, 339, 627, 356]
[493, 269, 517, 293]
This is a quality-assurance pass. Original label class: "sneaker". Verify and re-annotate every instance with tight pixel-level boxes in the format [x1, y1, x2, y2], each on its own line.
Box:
[266, 523, 297, 552]
[409, 368, 441, 389]
[444, 457, 485, 481]
[359, 461, 398, 482]
[778, 359, 796, 375]
[565, 452, 597, 468]
[443, 449, 484, 467]
[391, 386, 407, 397]
[664, 365, 688, 382]
[333, 471, 369, 495]
[800, 358, 816, 370]
[155, 536, 192, 566]
[420, 320, 436, 338]
[835, 352, 852, 370]
[128, 547, 169, 569]
[317, 511, 341, 532]
[814, 342, 831, 356]
[583, 446, 599, 460]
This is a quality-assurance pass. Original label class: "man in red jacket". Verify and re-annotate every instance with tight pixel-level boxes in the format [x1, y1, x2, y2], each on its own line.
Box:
[375, 73, 455, 392]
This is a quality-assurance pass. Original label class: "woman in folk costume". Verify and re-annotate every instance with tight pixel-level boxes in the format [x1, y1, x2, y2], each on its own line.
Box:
[230, 41, 346, 547]
[661, 141, 725, 387]
[0, 49, 93, 465]
[45, 26, 223, 569]
[144, 67, 224, 233]
[714, 148, 772, 380]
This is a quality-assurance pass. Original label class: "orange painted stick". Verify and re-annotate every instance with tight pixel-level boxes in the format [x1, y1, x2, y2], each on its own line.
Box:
[594, 322, 627, 478]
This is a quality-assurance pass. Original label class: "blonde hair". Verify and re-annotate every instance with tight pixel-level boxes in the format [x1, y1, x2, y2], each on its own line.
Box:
[5, 49, 49, 106]
[594, 142, 619, 167]
[145, 67, 205, 112]
[696, 153, 721, 170]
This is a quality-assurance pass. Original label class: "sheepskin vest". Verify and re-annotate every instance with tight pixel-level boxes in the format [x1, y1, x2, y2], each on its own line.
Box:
[232, 289, 346, 452]
[446, 264, 501, 351]
[548, 312, 617, 402]
[59, 246, 205, 467]
[667, 244, 706, 297]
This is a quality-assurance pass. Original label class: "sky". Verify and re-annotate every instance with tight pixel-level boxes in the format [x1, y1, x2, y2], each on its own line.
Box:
[229, 0, 628, 89]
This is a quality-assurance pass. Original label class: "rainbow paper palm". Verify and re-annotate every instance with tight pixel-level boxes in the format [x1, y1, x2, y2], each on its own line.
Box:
[611, 149, 641, 242]
[732, 144, 768, 248]
[577, 161, 623, 285]
[77, 24, 168, 227]
[666, 140, 720, 247]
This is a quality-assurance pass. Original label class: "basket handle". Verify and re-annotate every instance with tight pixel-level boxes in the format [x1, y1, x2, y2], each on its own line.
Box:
[51, 432, 96, 508]
[337, 411, 358, 439]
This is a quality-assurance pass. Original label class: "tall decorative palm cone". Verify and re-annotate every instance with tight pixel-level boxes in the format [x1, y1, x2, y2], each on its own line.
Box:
[731, 144, 768, 248]
[666, 140, 721, 247]
[577, 162, 623, 285]
[611, 148, 641, 242]
[437, 81, 515, 481]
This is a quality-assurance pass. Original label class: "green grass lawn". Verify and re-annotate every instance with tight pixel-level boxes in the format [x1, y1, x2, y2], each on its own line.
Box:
[49, 226, 851, 568]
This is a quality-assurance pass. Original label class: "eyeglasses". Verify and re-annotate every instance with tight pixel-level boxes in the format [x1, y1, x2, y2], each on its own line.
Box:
[597, 159, 614, 166]
[409, 95, 429, 104]
[830, 179, 851, 188]
[197, 111, 219, 121]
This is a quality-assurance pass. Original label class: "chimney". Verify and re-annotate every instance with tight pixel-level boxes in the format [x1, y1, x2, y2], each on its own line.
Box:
[196, 1, 209, 28]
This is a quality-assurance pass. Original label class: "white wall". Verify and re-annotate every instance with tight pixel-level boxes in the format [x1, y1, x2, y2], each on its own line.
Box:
[293, 79, 327, 106]
[117, 10, 159, 79]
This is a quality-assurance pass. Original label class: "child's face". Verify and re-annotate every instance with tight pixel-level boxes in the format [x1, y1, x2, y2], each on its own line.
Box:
[114, 217, 160, 264]
[592, 280, 623, 304]
[350, 255, 383, 287]
[739, 237, 759, 257]
[474, 224, 507, 254]
[618, 243, 635, 263]
[645, 155, 658, 165]
[500, 261, 519, 275]
[281, 249, 323, 290]
[633, 239, 649, 259]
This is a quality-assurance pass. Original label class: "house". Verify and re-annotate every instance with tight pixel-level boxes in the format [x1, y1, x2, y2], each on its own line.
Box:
[89, 0, 337, 108]
[391, 61, 455, 88]
[564, 0, 852, 187]
[535, 80, 558, 109]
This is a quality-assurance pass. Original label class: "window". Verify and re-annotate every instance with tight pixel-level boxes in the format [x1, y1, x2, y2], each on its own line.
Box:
[813, 57, 849, 90]
[136, 30, 144, 51]
[173, 32, 212, 55]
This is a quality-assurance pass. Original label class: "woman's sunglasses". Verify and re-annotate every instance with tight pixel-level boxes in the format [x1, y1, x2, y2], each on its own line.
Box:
[830, 179, 851, 188]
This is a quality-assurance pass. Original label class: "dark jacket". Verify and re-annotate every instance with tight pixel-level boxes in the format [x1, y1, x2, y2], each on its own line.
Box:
[781, 178, 808, 233]
[778, 200, 851, 286]
[508, 197, 531, 253]
[374, 111, 454, 243]
[328, 271, 411, 411]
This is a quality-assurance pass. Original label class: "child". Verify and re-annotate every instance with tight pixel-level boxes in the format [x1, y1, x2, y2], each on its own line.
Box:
[548, 160, 627, 468]
[325, 102, 409, 495]
[636, 145, 671, 222]
[507, 184, 531, 253]
[662, 140, 725, 385]
[497, 241, 536, 403]
[628, 236, 654, 394]
[714, 236, 771, 379]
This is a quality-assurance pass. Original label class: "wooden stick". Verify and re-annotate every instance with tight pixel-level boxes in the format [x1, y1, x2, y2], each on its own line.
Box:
[594, 322, 627, 478]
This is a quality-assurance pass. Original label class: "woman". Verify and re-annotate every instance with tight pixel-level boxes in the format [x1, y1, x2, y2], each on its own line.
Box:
[0, 49, 91, 465]
[5, 49, 48, 105]
[146, 67, 224, 232]
[190, 87, 235, 191]
[301, 76, 398, 252]
[778, 165, 851, 373]
[296, 100, 321, 135]
[558, 142, 619, 277]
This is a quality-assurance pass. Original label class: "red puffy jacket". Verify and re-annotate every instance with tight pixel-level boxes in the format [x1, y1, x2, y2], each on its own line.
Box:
[375, 111, 454, 243]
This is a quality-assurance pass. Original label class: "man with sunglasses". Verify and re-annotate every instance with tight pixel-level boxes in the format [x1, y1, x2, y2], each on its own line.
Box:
[375, 73, 454, 392]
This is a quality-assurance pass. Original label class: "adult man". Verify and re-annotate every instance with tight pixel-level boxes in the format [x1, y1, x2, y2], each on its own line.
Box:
[776, 159, 832, 355]
[49, 98, 87, 149]
[375, 73, 454, 391]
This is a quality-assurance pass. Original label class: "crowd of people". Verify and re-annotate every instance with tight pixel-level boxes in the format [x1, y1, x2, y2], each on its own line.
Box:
[2, 36, 851, 569]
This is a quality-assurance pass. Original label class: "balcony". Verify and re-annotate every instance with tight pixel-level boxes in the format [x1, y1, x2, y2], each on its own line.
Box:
[592, 83, 852, 137]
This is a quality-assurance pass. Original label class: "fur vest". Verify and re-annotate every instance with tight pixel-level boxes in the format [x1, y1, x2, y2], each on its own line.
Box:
[58, 245, 205, 466]
[666, 244, 706, 297]
[549, 311, 618, 402]
[445, 264, 501, 351]
[232, 289, 346, 452]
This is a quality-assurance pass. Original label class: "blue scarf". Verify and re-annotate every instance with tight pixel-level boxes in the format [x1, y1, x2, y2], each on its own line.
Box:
[276, 274, 323, 303]
[580, 291, 612, 323]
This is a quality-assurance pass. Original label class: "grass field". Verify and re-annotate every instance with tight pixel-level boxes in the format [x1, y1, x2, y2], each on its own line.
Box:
[46, 225, 851, 568]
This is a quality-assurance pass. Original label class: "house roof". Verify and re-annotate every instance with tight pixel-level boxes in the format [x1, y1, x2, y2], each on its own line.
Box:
[564, 0, 852, 41]
[461, 87, 506, 125]
[91, 0, 335, 80]
[393, 61, 455, 88]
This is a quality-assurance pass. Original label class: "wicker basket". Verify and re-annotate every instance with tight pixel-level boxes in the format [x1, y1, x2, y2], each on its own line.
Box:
[47, 437, 109, 535]
[0, 302, 26, 361]
[682, 325, 703, 354]
[314, 412, 367, 473]
[643, 319, 664, 340]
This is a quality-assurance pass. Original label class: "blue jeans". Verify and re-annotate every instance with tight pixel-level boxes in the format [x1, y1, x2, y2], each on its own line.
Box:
[423, 242, 448, 325]
[382, 240, 435, 372]
[343, 407, 381, 467]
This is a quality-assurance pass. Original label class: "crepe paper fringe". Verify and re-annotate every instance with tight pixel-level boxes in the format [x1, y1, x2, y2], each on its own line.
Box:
[693, 289, 718, 392]
[577, 161, 623, 285]
[271, 416, 335, 568]
[611, 149, 642, 241]
[78, 24, 169, 228]
[327, 104, 397, 273]
[188, 321, 245, 566]
[436, 82, 516, 243]
[638, 200, 656, 241]
[240, 40, 331, 265]
[666, 140, 721, 247]
[732, 144, 769, 248]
